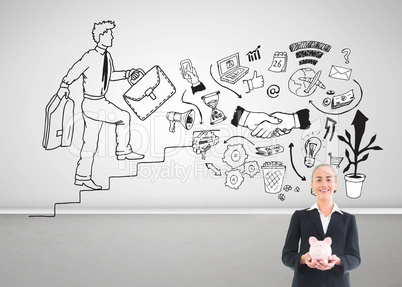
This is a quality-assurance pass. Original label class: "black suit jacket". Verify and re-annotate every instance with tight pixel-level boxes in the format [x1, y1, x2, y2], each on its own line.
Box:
[282, 208, 361, 287]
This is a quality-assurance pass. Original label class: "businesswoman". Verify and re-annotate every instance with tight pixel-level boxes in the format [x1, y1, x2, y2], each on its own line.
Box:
[282, 164, 361, 287]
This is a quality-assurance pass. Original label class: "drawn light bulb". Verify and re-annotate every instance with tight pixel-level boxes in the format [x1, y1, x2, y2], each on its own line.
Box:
[304, 136, 322, 168]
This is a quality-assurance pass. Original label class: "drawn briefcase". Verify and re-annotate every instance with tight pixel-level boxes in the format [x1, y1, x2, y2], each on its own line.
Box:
[42, 94, 75, 150]
[123, 65, 176, 121]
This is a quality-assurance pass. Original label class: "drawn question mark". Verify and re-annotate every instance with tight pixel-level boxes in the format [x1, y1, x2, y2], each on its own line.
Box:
[341, 48, 351, 64]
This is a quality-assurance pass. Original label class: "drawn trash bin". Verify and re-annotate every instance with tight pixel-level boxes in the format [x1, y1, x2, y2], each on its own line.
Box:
[261, 161, 286, 194]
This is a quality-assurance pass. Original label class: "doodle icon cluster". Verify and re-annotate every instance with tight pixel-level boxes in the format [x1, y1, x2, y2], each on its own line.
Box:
[42, 21, 383, 215]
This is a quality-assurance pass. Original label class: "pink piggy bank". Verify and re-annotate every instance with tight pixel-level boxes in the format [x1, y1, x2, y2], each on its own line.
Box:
[309, 236, 332, 263]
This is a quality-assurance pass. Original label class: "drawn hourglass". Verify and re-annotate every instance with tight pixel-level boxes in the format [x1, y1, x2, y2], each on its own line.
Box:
[201, 91, 226, 125]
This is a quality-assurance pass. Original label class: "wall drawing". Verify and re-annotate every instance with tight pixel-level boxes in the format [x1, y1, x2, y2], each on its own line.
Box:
[37, 20, 383, 216]
[338, 110, 383, 198]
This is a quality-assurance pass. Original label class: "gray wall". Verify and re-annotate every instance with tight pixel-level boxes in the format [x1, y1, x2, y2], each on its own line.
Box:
[0, 0, 401, 213]
[1, 214, 401, 286]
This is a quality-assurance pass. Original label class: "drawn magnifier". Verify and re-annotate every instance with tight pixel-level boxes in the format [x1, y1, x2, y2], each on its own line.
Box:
[201, 91, 226, 125]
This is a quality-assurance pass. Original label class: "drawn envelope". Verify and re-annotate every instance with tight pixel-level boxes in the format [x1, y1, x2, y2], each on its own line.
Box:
[329, 65, 352, 80]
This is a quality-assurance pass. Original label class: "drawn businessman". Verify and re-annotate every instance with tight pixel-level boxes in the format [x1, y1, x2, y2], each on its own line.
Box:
[56, 20, 144, 190]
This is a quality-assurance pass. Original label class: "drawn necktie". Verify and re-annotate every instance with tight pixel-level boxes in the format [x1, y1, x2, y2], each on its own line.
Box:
[102, 51, 108, 91]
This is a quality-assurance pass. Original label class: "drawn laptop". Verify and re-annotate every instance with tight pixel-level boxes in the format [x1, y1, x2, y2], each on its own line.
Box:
[217, 52, 249, 84]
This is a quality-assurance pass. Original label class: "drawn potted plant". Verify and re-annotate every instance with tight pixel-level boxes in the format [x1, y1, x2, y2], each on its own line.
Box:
[337, 110, 383, 198]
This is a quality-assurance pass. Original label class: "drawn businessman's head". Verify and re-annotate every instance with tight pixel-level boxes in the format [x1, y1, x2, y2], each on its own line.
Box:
[92, 20, 115, 48]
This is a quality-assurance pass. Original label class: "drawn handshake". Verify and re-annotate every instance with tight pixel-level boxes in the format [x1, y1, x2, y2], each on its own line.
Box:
[231, 106, 311, 139]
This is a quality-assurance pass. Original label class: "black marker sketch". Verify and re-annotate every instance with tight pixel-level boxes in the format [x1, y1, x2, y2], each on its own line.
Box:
[323, 97, 331, 107]
[31, 145, 193, 217]
[181, 90, 203, 124]
[289, 40, 332, 66]
[324, 117, 337, 141]
[180, 59, 206, 94]
[247, 45, 262, 62]
[304, 136, 322, 168]
[302, 70, 325, 94]
[225, 169, 244, 190]
[328, 152, 344, 169]
[192, 130, 220, 160]
[243, 71, 264, 93]
[309, 79, 363, 116]
[205, 163, 221, 176]
[294, 186, 300, 193]
[201, 91, 227, 125]
[326, 90, 335, 95]
[231, 106, 311, 139]
[289, 40, 332, 52]
[244, 161, 260, 178]
[221, 144, 260, 190]
[329, 65, 352, 81]
[278, 193, 286, 201]
[224, 136, 255, 146]
[222, 144, 249, 169]
[331, 90, 355, 109]
[53, 20, 145, 190]
[267, 84, 280, 98]
[216, 52, 249, 84]
[341, 48, 351, 64]
[209, 64, 242, 98]
[288, 143, 307, 181]
[283, 185, 292, 192]
[256, 144, 284, 157]
[268, 51, 288, 73]
[123, 65, 176, 120]
[299, 59, 319, 66]
[338, 110, 383, 198]
[261, 161, 286, 194]
[166, 109, 195, 133]
[43, 94, 74, 150]
[288, 68, 325, 97]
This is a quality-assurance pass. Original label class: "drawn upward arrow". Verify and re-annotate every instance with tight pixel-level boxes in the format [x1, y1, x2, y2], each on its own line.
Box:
[352, 109, 368, 157]
[324, 117, 337, 141]
[289, 143, 306, 181]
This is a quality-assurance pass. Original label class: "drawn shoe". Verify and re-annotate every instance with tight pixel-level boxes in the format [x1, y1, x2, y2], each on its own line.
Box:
[75, 179, 102, 190]
[117, 152, 145, 160]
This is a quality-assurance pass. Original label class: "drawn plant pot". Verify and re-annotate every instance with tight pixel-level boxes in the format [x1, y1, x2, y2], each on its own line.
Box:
[344, 173, 366, 199]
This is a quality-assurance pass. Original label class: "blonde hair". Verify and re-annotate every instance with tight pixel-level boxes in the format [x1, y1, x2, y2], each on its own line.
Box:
[311, 164, 337, 183]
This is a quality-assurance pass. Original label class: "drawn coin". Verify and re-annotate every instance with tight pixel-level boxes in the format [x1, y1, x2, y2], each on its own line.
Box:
[326, 90, 335, 95]
[267, 84, 280, 98]
[283, 185, 292, 192]
[323, 97, 331, 107]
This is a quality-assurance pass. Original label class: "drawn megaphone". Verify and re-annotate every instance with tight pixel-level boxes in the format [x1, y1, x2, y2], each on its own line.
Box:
[166, 109, 195, 133]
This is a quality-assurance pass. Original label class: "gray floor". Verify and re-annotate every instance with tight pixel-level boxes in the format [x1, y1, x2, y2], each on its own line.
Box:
[0, 214, 401, 287]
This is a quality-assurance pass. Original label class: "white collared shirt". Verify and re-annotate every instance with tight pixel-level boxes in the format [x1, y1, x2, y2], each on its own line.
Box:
[308, 202, 343, 234]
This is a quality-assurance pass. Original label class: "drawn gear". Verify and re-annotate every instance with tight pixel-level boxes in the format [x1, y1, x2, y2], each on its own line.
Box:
[225, 170, 244, 190]
[244, 161, 260, 178]
[222, 144, 248, 169]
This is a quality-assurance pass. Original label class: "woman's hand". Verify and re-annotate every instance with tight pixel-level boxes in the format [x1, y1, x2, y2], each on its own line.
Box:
[300, 252, 318, 268]
[301, 253, 342, 270]
[315, 255, 342, 271]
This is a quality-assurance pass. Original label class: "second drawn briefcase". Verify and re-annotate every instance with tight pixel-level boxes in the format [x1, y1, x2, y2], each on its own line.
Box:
[123, 65, 176, 121]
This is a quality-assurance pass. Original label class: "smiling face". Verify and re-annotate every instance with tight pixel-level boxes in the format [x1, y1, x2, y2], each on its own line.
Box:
[311, 165, 338, 202]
